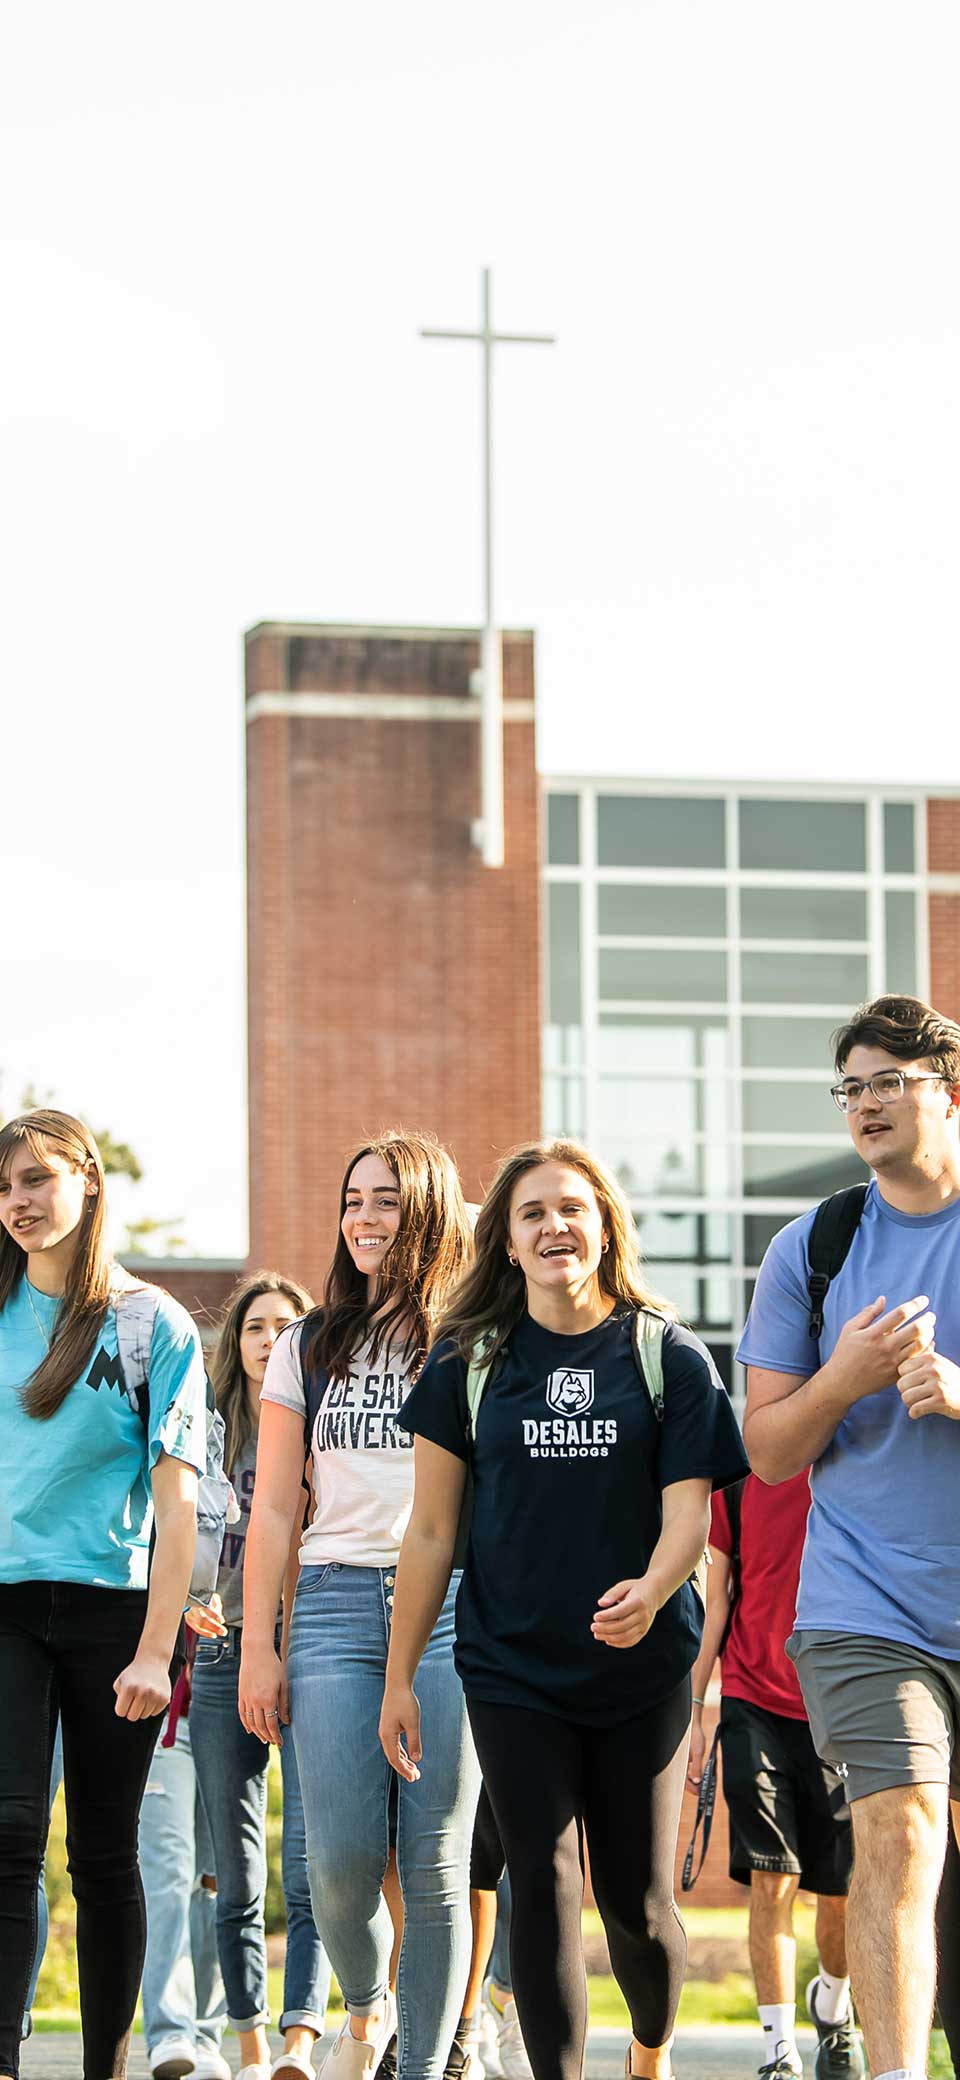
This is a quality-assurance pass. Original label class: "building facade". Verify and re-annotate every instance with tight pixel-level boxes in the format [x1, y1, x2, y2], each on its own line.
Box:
[543, 779, 960, 1401]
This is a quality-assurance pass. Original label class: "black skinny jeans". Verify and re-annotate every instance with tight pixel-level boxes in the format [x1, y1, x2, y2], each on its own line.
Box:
[467, 1679, 691, 2080]
[0, 1581, 165, 2080]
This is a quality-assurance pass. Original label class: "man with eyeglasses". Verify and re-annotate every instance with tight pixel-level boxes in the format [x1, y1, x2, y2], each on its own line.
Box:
[738, 994, 960, 2080]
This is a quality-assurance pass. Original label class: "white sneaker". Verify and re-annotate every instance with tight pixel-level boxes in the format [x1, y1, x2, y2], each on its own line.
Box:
[483, 1984, 532, 2080]
[194, 2049, 232, 2080]
[478, 2001, 501, 2078]
[236, 2065, 272, 2080]
[459, 2044, 486, 2080]
[150, 2038, 197, 2079]
[318, 1996, 397, 2080]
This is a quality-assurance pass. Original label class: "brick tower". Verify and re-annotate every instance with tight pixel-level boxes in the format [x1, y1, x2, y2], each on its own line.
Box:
[245, 623, 542, 1292]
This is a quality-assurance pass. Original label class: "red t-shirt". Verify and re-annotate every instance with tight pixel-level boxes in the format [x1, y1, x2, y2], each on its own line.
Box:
[710, 1470, 811, 1720]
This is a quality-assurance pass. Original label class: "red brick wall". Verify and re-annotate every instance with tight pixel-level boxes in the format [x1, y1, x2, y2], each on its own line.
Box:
[927, 799, 960, 1020]
[121, 1259, 244, 1343]
[245, 625, 542, 1292]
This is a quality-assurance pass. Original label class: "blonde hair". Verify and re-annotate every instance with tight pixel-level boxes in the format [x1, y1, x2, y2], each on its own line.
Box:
[306, 1130, 473, 1380]
[0, 1110, 113, 1420]
[210, 1269, 315, 1477]
[434, 1137, 675, 1369]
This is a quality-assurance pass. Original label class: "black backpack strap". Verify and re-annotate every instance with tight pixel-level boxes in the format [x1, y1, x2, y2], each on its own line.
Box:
[298, 1310, 328, 1446]
[681, 1726, 721, 1891]
[806, 1184, 869, 1341]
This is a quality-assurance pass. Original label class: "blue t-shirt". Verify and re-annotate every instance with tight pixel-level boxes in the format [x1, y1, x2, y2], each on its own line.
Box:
[737, 1180, 960, 1660]
[401, 1309, 748, 1724]
[0, 1278, 208, 1590]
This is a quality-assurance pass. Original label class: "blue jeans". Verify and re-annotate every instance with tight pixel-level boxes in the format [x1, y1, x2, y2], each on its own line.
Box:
[190, 1626, 330, 2035]
[288, 1564, 480, 2080]
[22, 1721, 64, 2037]
[490, 1874, 512, 1991]
[139, 1718, 227, 2056]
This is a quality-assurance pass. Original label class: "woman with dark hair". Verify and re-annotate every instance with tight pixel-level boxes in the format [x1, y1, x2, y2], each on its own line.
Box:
[380, 1138, 749, 2080]
[239, 1133, 479, 2080]
[188, 1271, 330, 2080]
[0, 1110, 207, 2080]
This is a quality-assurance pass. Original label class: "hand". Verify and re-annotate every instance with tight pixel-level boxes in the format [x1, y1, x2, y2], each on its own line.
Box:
[687, 1713, 707, 1790]
[897, 1344, 960, 1421]
[830, 1296, 936, 1405]
[185, 1592, 227, 1639]
[591, 1576, 659, 1649]
[114, 1651, 171, 1720]
[238, 1642, 287, 1746]
[379, 1682, 422, 1781]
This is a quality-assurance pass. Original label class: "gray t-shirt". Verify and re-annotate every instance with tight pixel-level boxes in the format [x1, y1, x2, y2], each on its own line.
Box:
[216, 1430, 258, 1626]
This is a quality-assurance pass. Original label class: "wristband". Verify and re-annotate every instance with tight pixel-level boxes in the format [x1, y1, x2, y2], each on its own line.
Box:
[692, 1695, 705, 1707]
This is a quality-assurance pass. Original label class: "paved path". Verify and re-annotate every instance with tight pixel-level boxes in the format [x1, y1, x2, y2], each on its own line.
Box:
[20, 2024, 823, 2079]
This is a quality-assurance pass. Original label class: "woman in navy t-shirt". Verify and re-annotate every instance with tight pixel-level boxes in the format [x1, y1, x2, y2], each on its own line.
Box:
[380, 1138, 747, 2080]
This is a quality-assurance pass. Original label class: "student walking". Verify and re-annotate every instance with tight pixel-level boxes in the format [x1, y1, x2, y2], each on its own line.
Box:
[188, 1272, 331, 2080]
[0, 1110, 207, 2080]
[139, 1706, 229, 2080]
[741, 996, 960, 2080]
[687, 1473, 862, 2080]
[239, 1133, 479, 2080]
[380, 1137, 748, 2080]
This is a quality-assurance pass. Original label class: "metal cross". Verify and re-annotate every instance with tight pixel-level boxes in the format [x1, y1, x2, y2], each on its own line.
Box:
[422, 267, 555, 867]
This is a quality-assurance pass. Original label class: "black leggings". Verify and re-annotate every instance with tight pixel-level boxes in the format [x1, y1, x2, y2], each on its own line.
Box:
[0, 1581, 165, 2080]
[467, 1680, 691, 2080]
[935, 1822, 960, 2066]
[470, 1781, 506, 1892]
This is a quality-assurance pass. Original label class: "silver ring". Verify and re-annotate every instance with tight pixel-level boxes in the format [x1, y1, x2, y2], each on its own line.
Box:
[267, 1709, 280, 1718]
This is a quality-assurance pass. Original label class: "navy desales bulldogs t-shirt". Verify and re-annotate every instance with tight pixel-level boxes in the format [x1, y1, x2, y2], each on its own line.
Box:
[400, 1308, 749, 1725]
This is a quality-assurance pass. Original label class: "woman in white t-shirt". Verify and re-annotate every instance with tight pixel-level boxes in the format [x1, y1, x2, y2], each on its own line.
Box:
[239, 1134, 479, 2080]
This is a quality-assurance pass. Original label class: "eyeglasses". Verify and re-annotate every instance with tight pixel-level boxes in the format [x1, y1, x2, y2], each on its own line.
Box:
[830, 1071, 945, 1114]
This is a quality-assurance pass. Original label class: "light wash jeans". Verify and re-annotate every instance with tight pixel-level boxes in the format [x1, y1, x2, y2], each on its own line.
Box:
[138, 1718, 227, 2057]
[288, 1563, 481, 2080]
[190, 1624, 331, 2034]
[489, 1873, 512, 1991]
[22, 1721, 64, 2038]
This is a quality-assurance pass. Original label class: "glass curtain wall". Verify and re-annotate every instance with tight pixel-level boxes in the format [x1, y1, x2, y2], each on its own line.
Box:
[543, 785, 927, 1403]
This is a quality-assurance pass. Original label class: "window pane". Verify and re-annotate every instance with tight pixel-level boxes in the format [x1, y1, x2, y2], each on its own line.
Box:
[739, 799, 866, 872]
[598, 1015, 729, 1072]
[599, 947, 727, 1001]
[741, 951, 869, 1004]
[597, 884, 727, 938]
[633, 1210, 733, 1262]
[597, 1133, 718, 1199]
[549, 884, 581, 1026]
[884, 802, 915, 873]
[646, 1269, 736, 1330]
[597, 1077, 730, 1140]
[741, 1016, 839, 1069]
[742, 1146, 866, 1198]
[547, 793, 580, 865]
[739, 887, 867, 942]
[744, 1212, 792, 1263]
[742, 1081, 838, 1135]
[597, 795, 725, 868]
[543, 1076, 585, 1138]
[544, 1025, 584, 1070]
[885, 891, 917, 994]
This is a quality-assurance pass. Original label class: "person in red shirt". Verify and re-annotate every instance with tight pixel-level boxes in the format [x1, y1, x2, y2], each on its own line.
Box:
[687, 1473, 861, 2080]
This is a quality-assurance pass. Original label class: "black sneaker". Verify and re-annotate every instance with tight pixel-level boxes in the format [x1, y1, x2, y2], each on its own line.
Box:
[378, 2034, 398, 2080]
[443, 2020, 485, 2080]
[806, 1975, 866, 2080]
[758, 2056, 800, 2078]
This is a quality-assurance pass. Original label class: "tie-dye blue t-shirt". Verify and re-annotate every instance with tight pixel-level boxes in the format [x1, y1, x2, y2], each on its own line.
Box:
[0, 1278, 207, 1589]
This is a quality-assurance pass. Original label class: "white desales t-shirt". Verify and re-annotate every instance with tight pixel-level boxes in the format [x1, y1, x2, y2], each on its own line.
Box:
[260, 1320, 416, 1568]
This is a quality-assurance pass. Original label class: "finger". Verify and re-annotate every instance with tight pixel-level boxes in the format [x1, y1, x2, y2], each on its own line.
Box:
[853, 1295, 887, 1325]
[595, 1581, 631, 1608]
[875, 1296, 930, 1333]
[890, 1310, 937, 1350]
[906, 1395, 940, 1420]
[405, 1720, 423, 1765]
[279, 1678, 291, 1725]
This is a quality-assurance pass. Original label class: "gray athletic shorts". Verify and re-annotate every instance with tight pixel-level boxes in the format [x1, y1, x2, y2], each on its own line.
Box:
[787, 1630, 960, 1805]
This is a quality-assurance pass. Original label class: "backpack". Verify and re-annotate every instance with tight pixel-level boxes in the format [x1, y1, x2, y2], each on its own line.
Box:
[462, 1308, 709, 1604]
[805, 1183, 870, 1341]
[115, 1283, 239, 1602]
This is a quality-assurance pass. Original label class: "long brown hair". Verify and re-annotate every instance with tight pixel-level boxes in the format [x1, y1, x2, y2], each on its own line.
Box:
[435, 1137, 676, 1369]
[0, 1110, 114, 1421]
[211, 1269, 314, 1477]
[307, 1131, 472, 1380]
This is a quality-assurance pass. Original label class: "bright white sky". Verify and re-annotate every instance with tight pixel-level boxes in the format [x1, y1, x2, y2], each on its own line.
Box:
[4, 1, 959, 1256]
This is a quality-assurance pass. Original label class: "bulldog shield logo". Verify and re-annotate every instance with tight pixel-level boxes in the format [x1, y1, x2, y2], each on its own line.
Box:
[546, 1369, 595, 1415]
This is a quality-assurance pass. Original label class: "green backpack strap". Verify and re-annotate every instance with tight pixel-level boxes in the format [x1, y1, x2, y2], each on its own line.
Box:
[631, 1307, 708, 1608]
[465, 1335, 497, 1442]
[631, 1307, 667, 1420]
